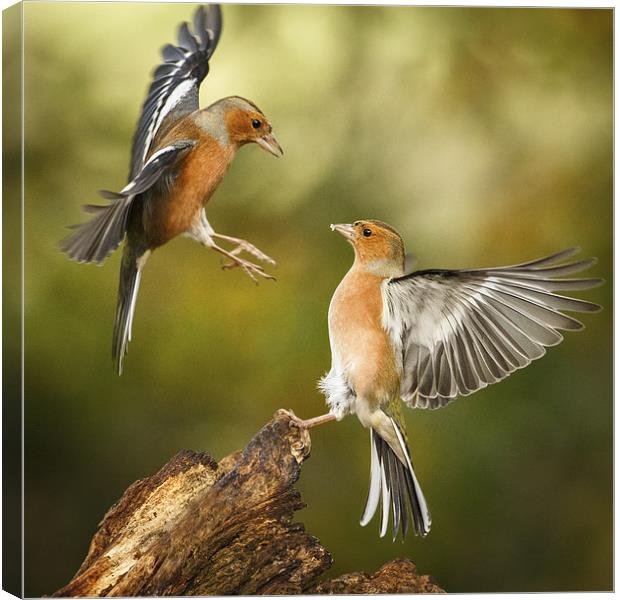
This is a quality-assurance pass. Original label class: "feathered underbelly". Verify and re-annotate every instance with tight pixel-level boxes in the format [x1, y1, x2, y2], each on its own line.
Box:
[335, 333, 399, 401]
[321, 272, 400, 416]
[144, 183, 217, 247]
[141, 138, 233, 248]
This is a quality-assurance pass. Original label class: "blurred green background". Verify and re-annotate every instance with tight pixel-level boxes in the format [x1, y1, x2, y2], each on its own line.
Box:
[14, 2, 612, 594]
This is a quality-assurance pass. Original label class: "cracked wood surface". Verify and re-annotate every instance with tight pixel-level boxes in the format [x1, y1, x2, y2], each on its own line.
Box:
[54, 410, 444, 596]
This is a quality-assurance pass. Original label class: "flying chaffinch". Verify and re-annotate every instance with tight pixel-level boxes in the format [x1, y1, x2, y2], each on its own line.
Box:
[311, 220, 602, 540]
[60, 4, 283, 375]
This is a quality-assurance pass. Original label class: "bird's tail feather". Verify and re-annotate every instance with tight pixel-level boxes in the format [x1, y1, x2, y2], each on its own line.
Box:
[360, 419, 431, 539]
[59, 198, 132, 265]
[112, 248, 148, 375]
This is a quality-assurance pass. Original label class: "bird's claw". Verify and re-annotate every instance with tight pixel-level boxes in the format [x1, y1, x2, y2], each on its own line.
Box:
[213, 233, 276, 266]
[229, 241, 276, 266]
[221, 256, 276, 283]
[279, 409, 337, 430]
[284, 410, 307, 430]
[276, 409, 311, 463]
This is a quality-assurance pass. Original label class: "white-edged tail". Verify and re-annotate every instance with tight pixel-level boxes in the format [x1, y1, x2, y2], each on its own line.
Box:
[112, 249, 149, 375]
[360, 419, 431, 539]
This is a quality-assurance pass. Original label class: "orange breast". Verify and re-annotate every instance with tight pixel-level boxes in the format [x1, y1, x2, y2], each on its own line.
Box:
[143, 134, 235, 248]
[329, 269, 399, 404]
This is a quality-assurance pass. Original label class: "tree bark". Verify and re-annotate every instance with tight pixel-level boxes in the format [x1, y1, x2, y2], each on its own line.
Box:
[54, 410, 444, 596]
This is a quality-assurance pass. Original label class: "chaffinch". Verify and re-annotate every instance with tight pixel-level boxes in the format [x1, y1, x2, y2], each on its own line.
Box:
[60, 4, 283, 375]
[311, 220, 602, 540]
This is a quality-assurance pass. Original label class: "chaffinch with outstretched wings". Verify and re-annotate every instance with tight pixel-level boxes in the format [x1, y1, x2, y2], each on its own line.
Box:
[61, 5, 283, 375]
[315, 220, 602, 540]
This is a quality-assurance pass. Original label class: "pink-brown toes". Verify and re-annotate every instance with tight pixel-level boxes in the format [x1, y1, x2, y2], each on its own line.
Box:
[221, 257, 275, 283]
[233, 242, 276, 266]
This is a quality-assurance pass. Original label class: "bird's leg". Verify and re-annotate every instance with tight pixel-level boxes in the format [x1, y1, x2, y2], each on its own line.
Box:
[199, 208, 275, 266]
[212, 245, 276, 283]
[211, 232, 276, 266]
[299, 413, 337, 429]
[189, 214, 274, 283]
[279, 408, 337, 430]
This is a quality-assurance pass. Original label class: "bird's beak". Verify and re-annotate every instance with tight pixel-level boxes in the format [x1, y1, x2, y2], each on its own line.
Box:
[257, 132, 284, 157]
[330, 223, 356, 241]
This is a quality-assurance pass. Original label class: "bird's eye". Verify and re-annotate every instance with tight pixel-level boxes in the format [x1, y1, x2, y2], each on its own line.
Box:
[362, 228, 372, 237]
[251, 119, 262, 129]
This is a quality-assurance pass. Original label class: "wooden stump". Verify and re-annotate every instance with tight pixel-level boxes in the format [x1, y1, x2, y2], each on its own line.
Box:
[54, 410, 444, 596]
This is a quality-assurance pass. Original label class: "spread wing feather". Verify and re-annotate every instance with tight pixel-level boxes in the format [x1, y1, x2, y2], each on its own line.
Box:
[60, 141, 195, 264]
[129, 4, 222, 179]
[383, 250, 603, 409]
[100, 140, 195, 200]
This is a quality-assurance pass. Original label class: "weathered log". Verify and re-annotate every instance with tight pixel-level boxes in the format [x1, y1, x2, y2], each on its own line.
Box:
[308, 559, 444, 594]
[54, 410, 444, 596]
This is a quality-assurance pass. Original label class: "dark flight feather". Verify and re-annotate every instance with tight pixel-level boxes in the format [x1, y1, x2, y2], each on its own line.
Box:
[129, 4, 222, 180]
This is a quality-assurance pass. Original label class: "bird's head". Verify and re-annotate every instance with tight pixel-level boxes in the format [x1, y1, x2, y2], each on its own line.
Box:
[331, 220, 405, 277]
[214, 96, 283, 157]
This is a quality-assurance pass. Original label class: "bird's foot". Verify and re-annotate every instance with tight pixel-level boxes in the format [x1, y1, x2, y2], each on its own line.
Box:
[221, 254, 276, 283]
[212, 233, 276, 266]
[275, 409, 312, 463]
[208, 239, 275, 283]
[278, 409, 336, 430]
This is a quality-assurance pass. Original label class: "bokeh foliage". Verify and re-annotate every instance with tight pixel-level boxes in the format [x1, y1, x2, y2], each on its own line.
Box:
[18, 3, 611, 594]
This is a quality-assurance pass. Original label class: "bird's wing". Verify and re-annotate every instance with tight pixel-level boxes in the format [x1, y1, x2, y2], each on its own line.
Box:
[100, 140, 196, 200]
[61, 141, 195, 264]
[129, 4, 222, 180]
[382, 248, 603, 410]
